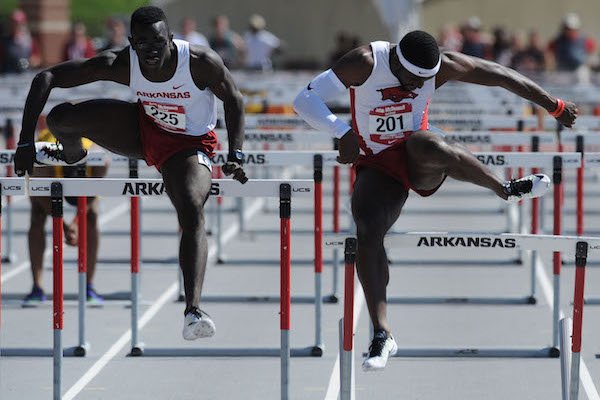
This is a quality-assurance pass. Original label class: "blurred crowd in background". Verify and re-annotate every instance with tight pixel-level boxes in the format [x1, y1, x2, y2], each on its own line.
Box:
[0, 7, 598, 81]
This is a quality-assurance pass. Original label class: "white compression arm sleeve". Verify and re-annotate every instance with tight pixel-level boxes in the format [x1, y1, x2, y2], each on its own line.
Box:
[293, 69, 351, 139]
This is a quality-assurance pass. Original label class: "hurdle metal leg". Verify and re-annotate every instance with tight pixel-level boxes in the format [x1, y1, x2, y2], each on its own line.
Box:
[560, 318, 572, 400]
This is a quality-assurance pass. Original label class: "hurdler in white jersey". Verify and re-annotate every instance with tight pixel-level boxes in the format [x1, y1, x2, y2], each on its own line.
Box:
[15, 6, 249, 346]
[293, 30, 573, 373]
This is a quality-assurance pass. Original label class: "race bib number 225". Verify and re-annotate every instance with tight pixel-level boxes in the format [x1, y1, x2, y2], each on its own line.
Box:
[143, 101, 186, 133]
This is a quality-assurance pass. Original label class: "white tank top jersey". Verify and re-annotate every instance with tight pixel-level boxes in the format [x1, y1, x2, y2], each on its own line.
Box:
[129, 39, 217, 136]
[350, 41, 435, 155]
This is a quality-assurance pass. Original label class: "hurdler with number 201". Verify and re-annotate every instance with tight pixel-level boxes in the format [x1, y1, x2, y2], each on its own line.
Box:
[294, 30, 578, 372]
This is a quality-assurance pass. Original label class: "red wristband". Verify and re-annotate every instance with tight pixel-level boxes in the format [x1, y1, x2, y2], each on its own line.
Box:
[549, 98, 565, 118]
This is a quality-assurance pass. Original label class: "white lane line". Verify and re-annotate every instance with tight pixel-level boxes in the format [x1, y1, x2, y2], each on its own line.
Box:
[1, 201, 130, 284]
[324, 282, 365, 400]
[62, 282, 179, 400]
[62, 198, 263, 400]
[535, 254, 600, 400]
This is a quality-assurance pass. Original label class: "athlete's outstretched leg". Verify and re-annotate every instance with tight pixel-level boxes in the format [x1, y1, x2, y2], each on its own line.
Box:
[406, 130, 508, 197]
[45, 99, 143, 161]
[161, 150, 214, 339]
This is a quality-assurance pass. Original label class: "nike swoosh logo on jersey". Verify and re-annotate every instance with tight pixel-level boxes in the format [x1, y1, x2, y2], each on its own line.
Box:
[173, 84, 184, 90]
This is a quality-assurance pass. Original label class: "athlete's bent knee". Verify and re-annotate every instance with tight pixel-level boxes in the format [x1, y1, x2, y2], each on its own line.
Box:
[46, 102, 76, 132]
[407, 132, 457, 164]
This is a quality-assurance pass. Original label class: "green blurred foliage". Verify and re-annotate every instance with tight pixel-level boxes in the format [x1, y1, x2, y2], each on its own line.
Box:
[0, 0, 19, 18]
[71, 0, 149, 36]
[1, 0, 149, 37]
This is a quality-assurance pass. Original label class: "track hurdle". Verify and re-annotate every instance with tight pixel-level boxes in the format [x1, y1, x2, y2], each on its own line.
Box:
[333, 234, 596, 399]
[559, 242, 589, 400]
[0, 177, 312, 400]
[0, 180, 85, 359]
[328, 231, 600, 361]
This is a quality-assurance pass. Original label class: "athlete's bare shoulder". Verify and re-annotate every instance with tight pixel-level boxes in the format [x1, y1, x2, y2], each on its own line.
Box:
[94, 46, 131, 83]
[332, 45, 374, 87]
[436, 51, 478, 87]
[188, 44, 226, 90]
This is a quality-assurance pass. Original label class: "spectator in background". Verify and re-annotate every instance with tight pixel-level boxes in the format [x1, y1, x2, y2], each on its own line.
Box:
[437, 24, 462, 52]
[549, 13, 596, 72]
[491, 26, 511, 66]
[209, 15, 244, 69]
[0, 9, 41, 73]
[460, 16, 488, 59]
[329, 31, 361, 66]
[63, 21, 95, 61]
[243, 14, 281, 71]
[175, 17, 208, 47]
[99, 17, 128, 52]
[511, 30, 546, 75]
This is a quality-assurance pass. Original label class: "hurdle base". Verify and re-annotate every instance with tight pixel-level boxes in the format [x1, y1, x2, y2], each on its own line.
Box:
[0, 347, 93, 357]
[311, 345, 324, 357]
[176, 294, 185, 302]
[386, 259, 523, 267]
[137, 346, 322, 357]
[73, 342, 90, 357]
[129, 343, 146, 357]
[201, 294, 329, 304]
[583, 297, 600, 305]
[216, 256, 227, 265]
[1, 253, 18, 263]
[324, 294, 339, 304]
[387, 296, 538, 305]
[381, 347, 559, 358]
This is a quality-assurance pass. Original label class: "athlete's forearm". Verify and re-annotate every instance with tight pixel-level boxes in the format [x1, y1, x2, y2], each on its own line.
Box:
[496, 66, 557, 112]
[293, 69, 351, 138]
[19, 71, 54, 143]
[223, 93, 245, 152]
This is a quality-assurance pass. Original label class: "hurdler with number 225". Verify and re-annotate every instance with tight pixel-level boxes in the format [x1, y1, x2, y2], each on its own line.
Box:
[14, 6, 248, 340]
[293, 30, 579, 372]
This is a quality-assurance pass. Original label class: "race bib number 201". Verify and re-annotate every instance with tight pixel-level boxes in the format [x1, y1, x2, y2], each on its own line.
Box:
[368, 103, 414, 145]
[143, 101, 186, 133]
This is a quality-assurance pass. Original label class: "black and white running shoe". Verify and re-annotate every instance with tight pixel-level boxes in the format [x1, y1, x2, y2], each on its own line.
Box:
[503, 174, 551, 203]
[362, 330, 398, 372]
[34, 142, 87, 166]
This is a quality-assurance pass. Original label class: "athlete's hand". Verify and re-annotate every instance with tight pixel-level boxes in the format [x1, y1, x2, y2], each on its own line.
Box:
[14, 141, 35, 176]
[556, 100, 578, 128]
[337, 130, 359, 164]
[222, 161, 248, 184]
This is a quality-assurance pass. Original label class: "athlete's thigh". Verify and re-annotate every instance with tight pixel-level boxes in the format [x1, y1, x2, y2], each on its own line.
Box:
[160, 150, 212, 218]
[351, 167, 408, 235]
[49, 99, 143, 159]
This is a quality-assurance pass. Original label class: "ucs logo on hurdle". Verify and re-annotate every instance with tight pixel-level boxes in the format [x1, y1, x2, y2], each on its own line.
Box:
[122, 182, 221, 195]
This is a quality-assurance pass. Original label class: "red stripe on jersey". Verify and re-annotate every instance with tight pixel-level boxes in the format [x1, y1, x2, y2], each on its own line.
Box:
[350, 88, 373, 156]
[420, 100, 430, 130]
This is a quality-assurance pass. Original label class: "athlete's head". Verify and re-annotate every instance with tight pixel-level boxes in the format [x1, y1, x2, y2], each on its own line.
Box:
[394, 30, 441, 91]
[129, 6, 173, 70]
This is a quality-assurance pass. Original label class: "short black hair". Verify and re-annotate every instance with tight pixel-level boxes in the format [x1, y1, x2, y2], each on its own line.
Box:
[130, 6, 169, 31]
[399, 30, 440, 69]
